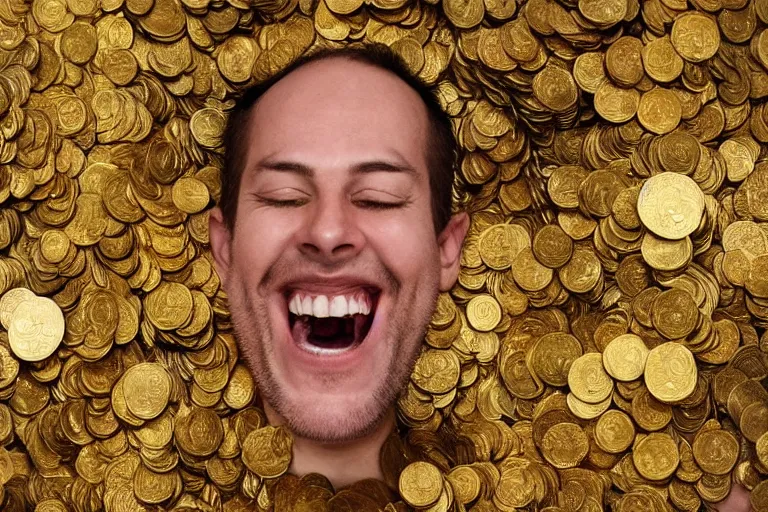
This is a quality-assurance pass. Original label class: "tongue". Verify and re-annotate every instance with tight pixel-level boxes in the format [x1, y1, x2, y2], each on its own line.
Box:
[290, 315, 370, 350]
[312, 317, 350, 337]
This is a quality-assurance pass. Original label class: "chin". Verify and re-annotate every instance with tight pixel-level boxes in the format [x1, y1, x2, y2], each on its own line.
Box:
[276, 389, 391, 443]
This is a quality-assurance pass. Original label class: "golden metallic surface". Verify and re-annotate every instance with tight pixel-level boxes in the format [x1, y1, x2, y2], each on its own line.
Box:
[398, 461, 443, 508]
[594, 409, 635, 454]
[0, 0, 766, 508]
[5, 293, 65, 362]
[692, 427, 739, 475]
[644, 342, 698, 404]
[631, 432, 680, 481]
[568, 353, 613, 405]
[636, 172, 705, 241]
[602, 334, 649, 382]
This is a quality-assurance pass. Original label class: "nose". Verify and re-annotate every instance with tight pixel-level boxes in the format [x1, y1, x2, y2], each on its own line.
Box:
[297, 196, 365, 264]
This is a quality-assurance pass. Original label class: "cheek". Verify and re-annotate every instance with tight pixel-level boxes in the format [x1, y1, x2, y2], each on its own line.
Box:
[365, 216, 440, 278]
[231, 212, 297, 266]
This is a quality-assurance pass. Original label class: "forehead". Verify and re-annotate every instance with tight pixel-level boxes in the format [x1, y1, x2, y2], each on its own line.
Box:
[243, 58, 431, 172]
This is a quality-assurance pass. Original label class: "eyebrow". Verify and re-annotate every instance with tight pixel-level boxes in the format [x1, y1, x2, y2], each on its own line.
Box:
[254, 158, 419, 178]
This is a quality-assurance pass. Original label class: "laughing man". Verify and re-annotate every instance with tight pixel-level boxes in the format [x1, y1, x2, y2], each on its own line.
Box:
[209, 44, 469, 487]
[208, 43, 751, 510]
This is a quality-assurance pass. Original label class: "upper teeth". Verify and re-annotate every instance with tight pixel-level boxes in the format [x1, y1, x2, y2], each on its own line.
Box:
[288, 292, 372, 318]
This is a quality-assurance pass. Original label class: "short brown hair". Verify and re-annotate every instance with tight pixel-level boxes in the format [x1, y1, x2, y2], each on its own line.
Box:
[219, 43, 458, 235]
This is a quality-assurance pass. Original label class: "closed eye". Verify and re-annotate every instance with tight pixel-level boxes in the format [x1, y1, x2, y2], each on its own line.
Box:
[255, 197, 308, 208]
[354, 200, 408, 210]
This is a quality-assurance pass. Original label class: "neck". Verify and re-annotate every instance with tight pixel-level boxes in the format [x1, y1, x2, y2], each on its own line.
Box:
[263, 404, 396, 489]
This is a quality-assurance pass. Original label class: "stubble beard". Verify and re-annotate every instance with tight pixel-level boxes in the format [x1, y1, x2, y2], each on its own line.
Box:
[227, 273, 436, 444]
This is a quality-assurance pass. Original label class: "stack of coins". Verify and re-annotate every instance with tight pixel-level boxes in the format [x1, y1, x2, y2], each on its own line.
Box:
[0, 0, 767, 509]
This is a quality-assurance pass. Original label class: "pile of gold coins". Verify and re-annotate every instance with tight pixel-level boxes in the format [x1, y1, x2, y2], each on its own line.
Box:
[0, 0, 767, 508]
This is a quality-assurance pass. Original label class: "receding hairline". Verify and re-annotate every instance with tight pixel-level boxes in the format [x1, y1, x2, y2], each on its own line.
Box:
[246, 54, 431, 133]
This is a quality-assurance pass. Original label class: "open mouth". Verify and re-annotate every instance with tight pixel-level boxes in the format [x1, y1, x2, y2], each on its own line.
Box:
[286, 289, 379, 355]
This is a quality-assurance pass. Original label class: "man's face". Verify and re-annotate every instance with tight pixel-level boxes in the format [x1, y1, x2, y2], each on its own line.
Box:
[210, 58, 467, 443]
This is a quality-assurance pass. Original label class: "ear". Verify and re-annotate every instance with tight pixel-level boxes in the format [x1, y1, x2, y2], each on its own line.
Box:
[208, 207, 232, 289]
[437, 212, 470, 292]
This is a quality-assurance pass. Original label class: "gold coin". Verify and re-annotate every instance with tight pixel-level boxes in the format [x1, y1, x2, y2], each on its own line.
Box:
[121, 363, 172, 421]
[722, 220, 768, 259]
[594, 81, 640, 123]
[595, 409, 635, 453]
[446, 465, 481, 504]
[529, 332, 583, 387]
[578, 0, 626, 26]
[751, 480, 768, 512]
[756, 431, 768, 468]
[398, 461, 443, 508]
[532, 65, 578, 112]
[568, 353, 613, 404]
[558, 244, 602, 294]
[478, 224, 528, 270]
[697, 473, 732, 503]
[637, 87, 682, 135]
[602, 334, 649, 382]
[566, 392, 611, 420]
[671, 11, 720, 62]
[548, 165, 590, 209]
[640, 233, 692, 271]
[532, 224, 573, 268]
[573, 52, 606, 94]
[740, 401, 768, 443]
[442, 0, 484, 28]
[668, 479, 701, 512]
[144, 282, 194, 331]
[657, 131, 700, 175]
[411, 349, 460, 395]
[632, 432, 680, 480]
[241, 426, 292, 478]
[0, 287, 35, 329]
[720, 138, 756, 182]
[8, 297, 65, 362]
[466, 294, 502, 332]
[0, 446, 13, 485]
[641, 35, 683, 83]
[644, 342, 698, 403]
[540, 422, 589, 469]
[692, 429, 739, 475]
[171, 177, 210, 214]
[512, 247, 554, 292]
[651, 288, 699, 340]
[605, 36, 644, 87]
[637, 172, 705, 240]
[35, 499, 70, 512]
[698, 318, 740, 366]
